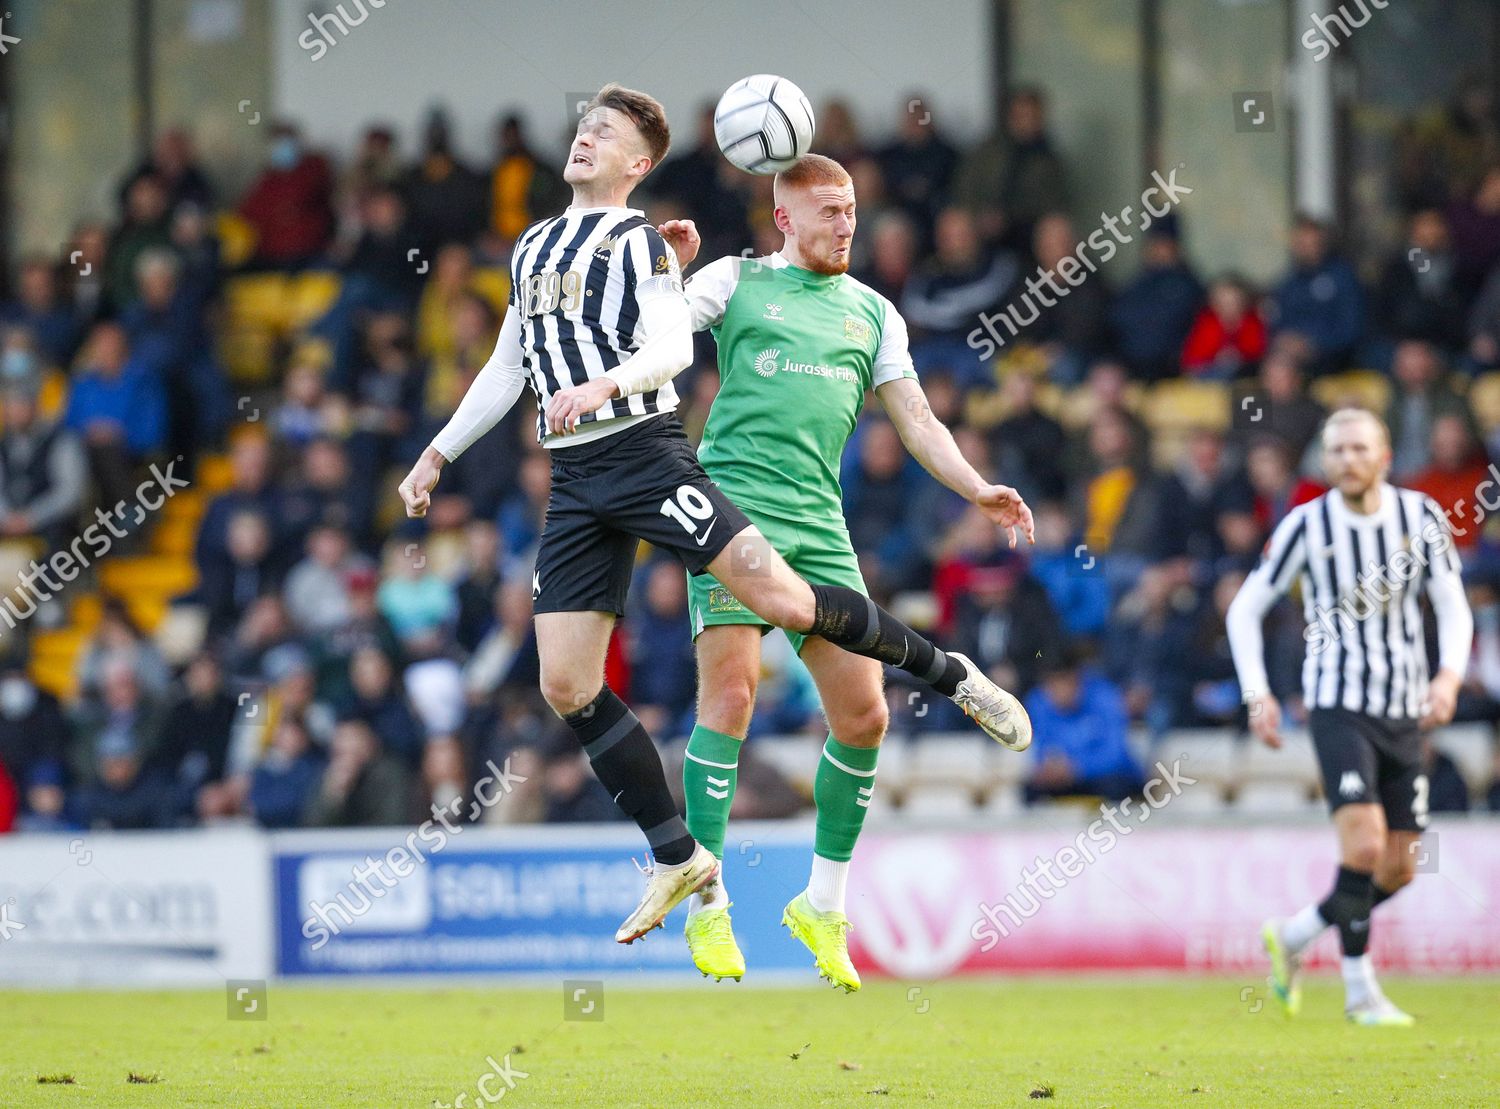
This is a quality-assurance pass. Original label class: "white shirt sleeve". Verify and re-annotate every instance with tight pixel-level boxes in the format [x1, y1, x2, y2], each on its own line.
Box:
[683, 255, 741, 331]
[872, 297, 917, 387]
[1419, 497, 1475, 676]
[430, 309, 527, 462]
[1226, 506, 1310, 699]
[604, 285, 695, 398]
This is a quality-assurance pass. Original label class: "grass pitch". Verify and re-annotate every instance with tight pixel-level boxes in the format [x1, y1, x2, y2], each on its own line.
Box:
[3, 976, 1497, 1106]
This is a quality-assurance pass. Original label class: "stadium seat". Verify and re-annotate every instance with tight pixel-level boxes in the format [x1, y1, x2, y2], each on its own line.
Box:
[284, 271, 343, 331]
[225, 273, 291, 334]
[898, 782, 981, 816]
[1309, 370, 1391, 415]
[1054, 381, 1145, 432]
[1436, 723, 1496, 794]
[1466, 372, 1500, 433]
[220, 324, 278, 384]
[98, 555, 199, 600]
[1160, 729, 1243, 792]
[752, 736, 823, 794]
[1141, 379, 1231, 433]
[1233, 780, 1321, 813]
[214, 211, 259, 269]
[195, 453, 236, 496]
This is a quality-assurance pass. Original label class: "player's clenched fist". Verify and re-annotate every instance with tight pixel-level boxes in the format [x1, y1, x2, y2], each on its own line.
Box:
[657, 219, 700, 268]
[398, 447, 445, 518]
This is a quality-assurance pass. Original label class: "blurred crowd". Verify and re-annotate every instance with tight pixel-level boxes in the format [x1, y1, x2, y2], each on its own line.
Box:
[3, 81, 1500, 834]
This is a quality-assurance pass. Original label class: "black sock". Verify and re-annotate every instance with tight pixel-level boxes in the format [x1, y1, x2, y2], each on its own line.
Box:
[807, 583, 967, 696]
[1371, 883, 1398, 909]
[1317, 865, 1374, 957]
[562, 688, 695, 866]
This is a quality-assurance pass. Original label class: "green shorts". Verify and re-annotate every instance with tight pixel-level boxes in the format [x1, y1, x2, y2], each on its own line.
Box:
[687, 508, 867, 656]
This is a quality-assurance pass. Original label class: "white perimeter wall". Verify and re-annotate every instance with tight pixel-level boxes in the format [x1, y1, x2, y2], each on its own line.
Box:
[272, 0, 993, 162]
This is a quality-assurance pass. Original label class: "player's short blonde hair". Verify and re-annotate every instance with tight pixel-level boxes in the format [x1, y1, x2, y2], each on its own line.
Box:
[774, 153, 852, 192]
[1321, 406, 1391, 449]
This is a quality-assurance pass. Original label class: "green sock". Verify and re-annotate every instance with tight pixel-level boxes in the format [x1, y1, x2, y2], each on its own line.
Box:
[813, 735, 880, 862]
[683, 724, 743, 859]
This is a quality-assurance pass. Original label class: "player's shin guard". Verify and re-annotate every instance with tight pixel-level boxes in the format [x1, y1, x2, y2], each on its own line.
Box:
[683, 725, 743, 859]
[813, 736, 879, 863]
[564, 687, 695, 866]
[807, 583, 967, 696]
[1318, 865, 1375, 957]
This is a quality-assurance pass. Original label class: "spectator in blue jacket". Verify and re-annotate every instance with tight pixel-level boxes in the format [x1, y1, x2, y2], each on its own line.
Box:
[1109, 218, 1203, 381]
[1267, 216, 1365, 374]
[1023, 651, 1145, 804]
[65, 321, 167, 518]
[627, 558, 698, 740]
[0, 256, 82, 368]
[249, 716, 326, 829]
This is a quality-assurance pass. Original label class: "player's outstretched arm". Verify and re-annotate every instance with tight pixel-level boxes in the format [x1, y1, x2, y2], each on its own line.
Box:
[877, 376, 1035, 548]
[1419, 498, 1474, 727]
[401, 308, 527, 515]
[1226, 506, 1309, 747]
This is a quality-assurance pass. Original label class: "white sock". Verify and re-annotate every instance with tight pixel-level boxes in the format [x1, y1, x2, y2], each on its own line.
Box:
[1281, 903, 1328, 954]
[689, 874, 729, 915]
[1341, 955, 1380, 1007]
[807, 855, 850, 914]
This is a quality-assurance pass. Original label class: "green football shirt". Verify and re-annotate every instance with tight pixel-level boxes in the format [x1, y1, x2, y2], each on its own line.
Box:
[685, 253, 917, 522]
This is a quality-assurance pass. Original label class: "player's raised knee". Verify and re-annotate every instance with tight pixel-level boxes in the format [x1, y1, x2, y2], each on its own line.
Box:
[838, 699, 888, 748]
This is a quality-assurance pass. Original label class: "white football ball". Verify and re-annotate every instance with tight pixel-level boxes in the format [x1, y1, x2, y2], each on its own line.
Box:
[713, 74, 816, 175]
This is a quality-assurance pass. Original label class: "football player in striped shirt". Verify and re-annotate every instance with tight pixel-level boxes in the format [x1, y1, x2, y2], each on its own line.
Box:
[399, 86, 1030, 952]
[1227, 408, 1472, 1025]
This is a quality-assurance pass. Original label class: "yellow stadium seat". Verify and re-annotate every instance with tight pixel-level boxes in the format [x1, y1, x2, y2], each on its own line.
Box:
[215, 211, 260, 269]
[38, 370, 68, 421]
[1055, 382, 1146, 432]
[221, 325, 278, 385]
[69, 593, 103, 631]
[1467, 372, 1500, 433]
[225, 273, 290, 333]
[1141, 379, 1231, 433]
[98, 555, 199, 599]
[30, 658, 78, 701]
[285, 271, 342, 331]
[195, 453, 235, 496]
[1309, 370, 1391, 415]
[150, 515, 199, 558]
[30, 627, 88, 663]
[472, 268, 512, 315]
[160, 488, 205, 523]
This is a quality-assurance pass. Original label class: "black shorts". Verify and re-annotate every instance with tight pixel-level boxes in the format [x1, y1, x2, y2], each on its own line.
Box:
[531, 415, 750, 616]
[1307, 708, 1428, 832]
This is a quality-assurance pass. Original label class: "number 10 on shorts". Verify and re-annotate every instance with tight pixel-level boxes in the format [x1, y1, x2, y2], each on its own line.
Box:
[661, 485, 718, 548]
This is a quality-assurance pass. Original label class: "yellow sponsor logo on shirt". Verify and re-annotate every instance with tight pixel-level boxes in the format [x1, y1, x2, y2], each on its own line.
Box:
[844, 316, 872, 343]
[708, 587, 741, 613]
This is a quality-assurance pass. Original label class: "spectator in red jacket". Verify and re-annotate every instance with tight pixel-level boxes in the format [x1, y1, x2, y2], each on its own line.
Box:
[1182, 275, 1268, 378]
[238, 123, 335, 267]
[1408, 412, 1489, 551]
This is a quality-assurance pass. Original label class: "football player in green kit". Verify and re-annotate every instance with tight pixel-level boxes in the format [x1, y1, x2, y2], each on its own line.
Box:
[660, 154, 1035, 990]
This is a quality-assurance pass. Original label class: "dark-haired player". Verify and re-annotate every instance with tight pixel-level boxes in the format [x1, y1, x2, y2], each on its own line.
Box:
[400, 85, 1030, 950]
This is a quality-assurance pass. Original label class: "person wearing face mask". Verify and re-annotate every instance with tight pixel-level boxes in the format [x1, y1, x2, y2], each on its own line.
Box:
[0, 654, 70, 830]
[237, 122, 335, 269]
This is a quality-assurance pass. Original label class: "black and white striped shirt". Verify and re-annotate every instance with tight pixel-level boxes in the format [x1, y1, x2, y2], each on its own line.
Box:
[1227, 484, 1472, 719]
[507, 206, 683, 443]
